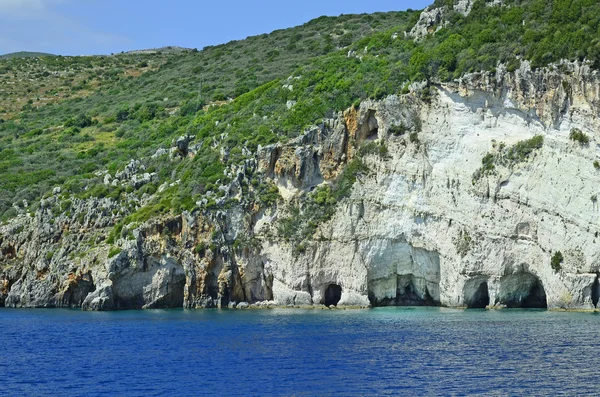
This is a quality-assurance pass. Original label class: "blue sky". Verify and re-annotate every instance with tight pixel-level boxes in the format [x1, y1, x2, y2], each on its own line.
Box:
[0, 0, 432, 55]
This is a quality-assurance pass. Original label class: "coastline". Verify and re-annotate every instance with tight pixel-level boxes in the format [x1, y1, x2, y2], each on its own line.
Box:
[2, 303, 600, 313]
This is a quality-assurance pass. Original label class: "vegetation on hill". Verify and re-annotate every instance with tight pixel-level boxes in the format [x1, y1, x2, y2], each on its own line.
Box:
[0, 11, 417, 221]
[1, 0, 600, 225]
[0, 52, 55, 59]
[0, 53, 169, 120]
[402, 0, 600, 83]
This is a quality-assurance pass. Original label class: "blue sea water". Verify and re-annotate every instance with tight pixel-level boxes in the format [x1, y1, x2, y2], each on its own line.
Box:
[1, 307, 599, 396]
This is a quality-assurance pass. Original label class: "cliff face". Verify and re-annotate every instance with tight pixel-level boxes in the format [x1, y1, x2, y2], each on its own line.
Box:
[2, 59, 600, 310]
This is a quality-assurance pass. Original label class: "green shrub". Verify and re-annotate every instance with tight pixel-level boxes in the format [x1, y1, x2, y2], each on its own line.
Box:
[473, 136, 544, 183]
[65, 113, 93, 129]
[358, 141, 389, 159]
[570, 128, 590, 145]
[333, 158, 366, 201]
[551, 251, 564, 272]
[389, 123, 407, 136]
[257, 182, 281, 206]
[194, 242, 207, 255]
[295, 243, 307, 253]
[313, 185, 335, 206]
[180, 98, 205, 116]
[503, 135, 544, 163]
[108, 247, 122, 258]
[106, 221, 124, 245]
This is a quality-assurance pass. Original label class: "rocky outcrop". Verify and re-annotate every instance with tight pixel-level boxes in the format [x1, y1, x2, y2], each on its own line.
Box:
[409, 0, 504, 40]
[2, 59, 600, 311]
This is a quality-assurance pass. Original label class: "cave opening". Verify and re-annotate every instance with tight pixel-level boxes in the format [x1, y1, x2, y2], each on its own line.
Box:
[466, 281, 490, 309]
[151, 277, 186, 309]
[396, 282, 437, 306]
[363, 109, 379, 141]
[368, 273, 440, 307]
[497, 273, 547, 309]
[592, 276, 600, 308]
[367, 128, 379, 140]
[219, 288, 230, 309]
[520, 281, 547, 308]
[63, 273, 96, 308]
[395, 275, 439, 306]
[324, 284, 342, 306]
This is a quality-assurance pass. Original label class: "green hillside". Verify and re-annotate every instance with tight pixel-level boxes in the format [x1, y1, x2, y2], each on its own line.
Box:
[0, 10, 418, 220]
[1, 0, 600, 224]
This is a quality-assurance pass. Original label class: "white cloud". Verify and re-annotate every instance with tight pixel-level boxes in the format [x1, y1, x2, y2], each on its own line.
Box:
[0, 0, 44, 9]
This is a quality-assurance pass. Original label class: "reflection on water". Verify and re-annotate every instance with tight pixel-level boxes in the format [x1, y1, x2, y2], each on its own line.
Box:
[1, 307, 598, 396]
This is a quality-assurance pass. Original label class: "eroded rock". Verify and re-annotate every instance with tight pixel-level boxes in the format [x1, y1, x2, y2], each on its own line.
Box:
[3, 59, 600, 311]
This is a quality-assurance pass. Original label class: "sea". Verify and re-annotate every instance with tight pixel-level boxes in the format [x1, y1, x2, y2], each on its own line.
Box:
[1, 307, 598, 396]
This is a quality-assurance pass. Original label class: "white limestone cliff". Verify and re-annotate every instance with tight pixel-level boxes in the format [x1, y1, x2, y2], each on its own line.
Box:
[2, 59, 600, 311]
[258, 59, 600, 310]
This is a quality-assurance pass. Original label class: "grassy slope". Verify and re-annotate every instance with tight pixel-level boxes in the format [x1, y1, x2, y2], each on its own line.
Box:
[0, 53, 171, 120]
[0, 11, 417, 219]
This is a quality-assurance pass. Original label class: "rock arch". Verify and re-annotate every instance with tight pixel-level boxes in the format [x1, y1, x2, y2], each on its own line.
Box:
[496, 272, 547, 309]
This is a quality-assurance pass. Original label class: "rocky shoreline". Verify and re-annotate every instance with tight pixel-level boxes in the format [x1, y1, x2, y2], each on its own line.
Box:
[3, 58, 600, 312]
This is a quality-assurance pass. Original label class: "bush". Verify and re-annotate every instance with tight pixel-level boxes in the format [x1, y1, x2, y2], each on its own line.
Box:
[570, 128, 590, 145]
[473, 136, 544, 183]
[65, 113, 93, 129]
[180, 98, 205, 116]
[194, 242, 207, 255]
[389, 123, 407, 136]
[358, 141, 389, 159]
[504, 135, 544, 163]
[257, 182, 281, 206]
[313, 185, 335, 206]
[551, 251, 564, 272]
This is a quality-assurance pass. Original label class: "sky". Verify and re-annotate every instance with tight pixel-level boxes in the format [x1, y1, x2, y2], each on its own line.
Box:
[0, 0, 433, 56]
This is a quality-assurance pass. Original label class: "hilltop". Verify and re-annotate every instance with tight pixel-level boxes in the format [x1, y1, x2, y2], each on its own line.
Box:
[0, 51, 56, 59]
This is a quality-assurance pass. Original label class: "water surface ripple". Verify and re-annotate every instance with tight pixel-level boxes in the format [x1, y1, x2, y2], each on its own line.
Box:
[1, 307, 598, 396]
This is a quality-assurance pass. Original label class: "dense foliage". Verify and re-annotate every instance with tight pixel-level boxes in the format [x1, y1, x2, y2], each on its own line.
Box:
[429, 0, 600, 74]
[2, 0, 600, 224]
[0, 11, 414, 221]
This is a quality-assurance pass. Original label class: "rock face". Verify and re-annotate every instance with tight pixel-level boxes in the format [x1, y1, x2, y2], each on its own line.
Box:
[3, 58, 600, 311]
